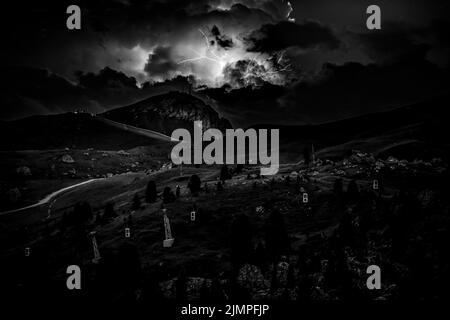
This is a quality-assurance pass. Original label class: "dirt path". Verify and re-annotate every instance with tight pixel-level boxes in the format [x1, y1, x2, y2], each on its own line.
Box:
[0, 179, 102, 216]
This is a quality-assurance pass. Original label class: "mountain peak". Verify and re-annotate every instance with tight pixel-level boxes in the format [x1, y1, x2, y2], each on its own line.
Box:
[102, 91, 232, 134]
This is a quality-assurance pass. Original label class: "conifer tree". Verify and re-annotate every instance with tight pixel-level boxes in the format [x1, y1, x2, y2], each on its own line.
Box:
[145, 180, 157, 203]
[132, 193, 141, 210]
[188, 174, 201, 195]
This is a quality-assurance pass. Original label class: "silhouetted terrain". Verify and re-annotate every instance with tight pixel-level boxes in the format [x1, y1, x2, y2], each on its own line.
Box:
[0, 91, 231, 151]
[251, 94, 450, 162]
[102, 91, 232, 135]
[3, 94, 449, 163]
[0, 113, 156, 150]
[1, 93, 449, 307]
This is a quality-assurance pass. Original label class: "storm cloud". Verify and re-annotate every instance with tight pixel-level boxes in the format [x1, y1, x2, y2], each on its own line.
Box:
[246, 20, 340, 53]
[1, 0, 450, 124]
[0, 66, 196, 120]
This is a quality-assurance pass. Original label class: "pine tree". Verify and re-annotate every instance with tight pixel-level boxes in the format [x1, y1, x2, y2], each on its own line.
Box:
[210, 277, 226, 302]
[286, 263, 296, 289]
[230, 214, 253, 266]
[253, 242, 267, 269]
[265, 209, 289, 261]
[162, 186, 175, 203]
[176, 268, 188, 302]
[95, 211, 102, 225]
[235, 164, 244, 175]
[132, 193, 141, 210]
[200, 279, 210, 301]
[188, 174, 201, 195]
[346, 180, 359, 202]
[116, 242, 142, 289]
[73, 201, 93, 225]
[270, 262, 278, 293]
[285, 175, 290, 185]
[303, 146, 311, 167]
[220, 164, 231, 182]
[145, 180, 157, 203]
[333, 178, 343, 196]
[103, 202, 117, 223]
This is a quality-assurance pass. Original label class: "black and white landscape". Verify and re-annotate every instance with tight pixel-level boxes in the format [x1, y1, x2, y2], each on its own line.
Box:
[1, 0, 450, 312]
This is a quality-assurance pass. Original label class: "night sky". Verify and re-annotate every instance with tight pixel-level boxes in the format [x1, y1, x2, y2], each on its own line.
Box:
[1, 0, 449, 126]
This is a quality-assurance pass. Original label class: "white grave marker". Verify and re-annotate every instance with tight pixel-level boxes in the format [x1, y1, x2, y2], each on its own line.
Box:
[89, 231, 101, 263]
[163, 214, 175, 247]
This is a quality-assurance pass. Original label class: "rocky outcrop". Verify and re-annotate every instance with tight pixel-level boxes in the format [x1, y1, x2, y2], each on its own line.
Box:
[61, 154, 75, 163]
[102, 91, 232, 135]
[16, 166, 31, 176]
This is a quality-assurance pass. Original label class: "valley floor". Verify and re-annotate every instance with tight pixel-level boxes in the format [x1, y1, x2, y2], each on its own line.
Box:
[1, 150, 449, 304]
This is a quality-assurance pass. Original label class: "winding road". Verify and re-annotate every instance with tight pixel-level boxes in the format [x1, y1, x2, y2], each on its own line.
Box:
[0, 179, 101, 216]
[1, 116, 174, 217]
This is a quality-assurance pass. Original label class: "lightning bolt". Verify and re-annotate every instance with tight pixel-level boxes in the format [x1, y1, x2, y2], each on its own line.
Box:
[286, 1, 295, 22]
[178, 29, 226, 65]
[273, 50, 292, 73]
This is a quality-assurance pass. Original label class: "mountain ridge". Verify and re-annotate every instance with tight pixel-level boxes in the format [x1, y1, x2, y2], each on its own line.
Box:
[0, 91, 232, 150]
[1, 93, 448, 160]
[102, 91, 232, 135]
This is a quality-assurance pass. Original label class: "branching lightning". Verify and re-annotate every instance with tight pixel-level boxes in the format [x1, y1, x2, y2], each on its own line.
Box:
[177, 27, 293, 88]
[178, 29, 227, 65]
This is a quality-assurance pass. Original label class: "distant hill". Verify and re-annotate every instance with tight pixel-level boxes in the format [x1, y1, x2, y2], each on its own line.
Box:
[1, 92, 448, 162]
[250, 95, 450, 162]
[0, 112, 164, 150]
[102, 91, 232, 135]
[0, 91, 232, 150]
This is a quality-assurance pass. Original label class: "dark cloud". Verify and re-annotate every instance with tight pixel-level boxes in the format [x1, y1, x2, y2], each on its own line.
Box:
[223, 60, 269, 88]
[0, 0, 285, 82]
[1, 0, 450, 124]
[278, 47, 450, 124]
[199, 82, 287, 127]
[146, 75, 197, 90]
[0, 67, 96, 120]
[289, 0, 450, 31]
[0, 66, 197, 120]
[144, 46, 180, 79]
[77, 67, 138, 91]
[201, 46, 450, 127]
[353, 20, 450, 67]
[211, 25, 234, 49]
[246, 21, 340, 53]
[231, 0, 294, 21]
[352, 25, 418, 65]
